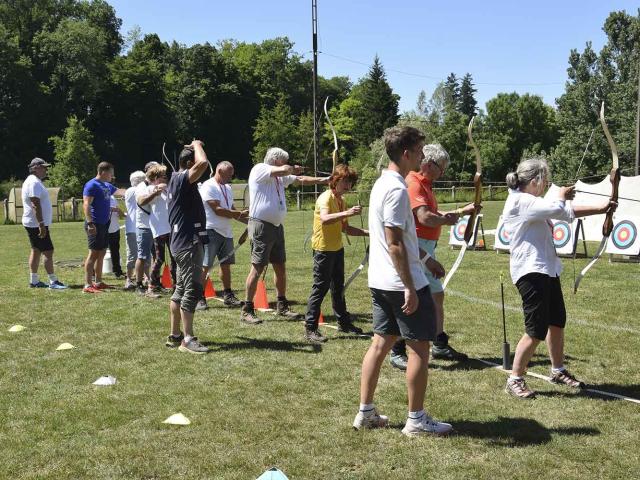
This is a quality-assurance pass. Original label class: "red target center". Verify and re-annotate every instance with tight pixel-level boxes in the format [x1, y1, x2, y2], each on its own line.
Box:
[618, 228, 630, 241]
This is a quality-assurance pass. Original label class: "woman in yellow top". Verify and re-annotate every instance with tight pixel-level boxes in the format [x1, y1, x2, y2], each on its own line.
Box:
[304, 165, 369, 343]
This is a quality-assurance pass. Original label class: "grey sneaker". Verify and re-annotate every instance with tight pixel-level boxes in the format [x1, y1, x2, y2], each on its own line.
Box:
[402, 413, 453, 437]
[240, 303, 263, 325]
[304, 327, 327, 344]
[550, 369, 585, 389]
[353, 408, 389, 430]
[178, 337, 209, 354]
[223, 291, 242, 308]
[123, 280, 136, 291]
[195, 298, 208, 311]
[390, 354, 408, 371]
[431, 343, 469, 361]
[29, 281, 48, 288]
[275, 300, 303, 320]
[505, 377, 536, 399]
[165, 333, 184, 348]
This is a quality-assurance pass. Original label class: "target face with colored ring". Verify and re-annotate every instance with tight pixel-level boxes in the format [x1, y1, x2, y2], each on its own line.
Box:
[553, 221, 571, 249]
[498, 223, 511, 245]
[453, 217, 468, 242]
[611, 220, 637, 250]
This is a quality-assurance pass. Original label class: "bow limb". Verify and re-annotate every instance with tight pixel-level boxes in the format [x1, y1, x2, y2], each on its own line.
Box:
[464, 116, 483, 244]
[442, 243, 467, 291]
[574, 101, 620, 293]
[162, 142, 176, 172]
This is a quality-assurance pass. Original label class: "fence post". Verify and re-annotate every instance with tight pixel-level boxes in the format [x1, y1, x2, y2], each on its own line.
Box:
[296, 190, 301, 210]
[489, 185, 493, 200]
[71, 197, 77, 220]
[451, 186, 455, 202]
[3, 199, 8, 224]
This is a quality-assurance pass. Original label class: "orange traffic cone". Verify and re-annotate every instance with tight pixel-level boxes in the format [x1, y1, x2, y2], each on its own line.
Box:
[253, 279, 269, 309]
[161, 265, 173, 289]
[204, 278, 217, 299]
[318, 311, 325, 325]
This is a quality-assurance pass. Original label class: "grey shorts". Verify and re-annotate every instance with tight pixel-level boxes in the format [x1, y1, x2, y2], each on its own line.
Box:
[202, 229, 235, 267]
[171, 243, 204, 313]
[136, 228, 153, 260]
[249, 218, 286, 266]
[370, 286, 437, 341]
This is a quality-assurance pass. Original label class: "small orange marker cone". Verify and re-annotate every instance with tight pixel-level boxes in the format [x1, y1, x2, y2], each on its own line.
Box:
[318, 311, 325, 324]
[253, 279, 269, 309]
[161, 265, 173, 289]
[478, 239, 485, 248]
[204, 278, 217, 299]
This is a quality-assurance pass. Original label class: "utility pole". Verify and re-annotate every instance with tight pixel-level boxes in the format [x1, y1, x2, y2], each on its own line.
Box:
[636, 63, 640, 175]
[312, 0, 319, 196]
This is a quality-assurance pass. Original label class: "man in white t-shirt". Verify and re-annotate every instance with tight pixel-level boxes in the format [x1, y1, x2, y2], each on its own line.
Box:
[123, 171, 146, 290]
[352, 126, 452, 437]
[21, 158, 66, 289]
[197, 161, 248, 310]
[240, 147, 329, 324]
[145, 164, 176, 291]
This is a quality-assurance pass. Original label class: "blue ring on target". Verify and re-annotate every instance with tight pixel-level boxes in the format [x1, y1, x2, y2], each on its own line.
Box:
[453, 217, 468, 242]
[612, 220, 637, 250]
[498, 223, 511, 246]
[553, 221, 571, 249]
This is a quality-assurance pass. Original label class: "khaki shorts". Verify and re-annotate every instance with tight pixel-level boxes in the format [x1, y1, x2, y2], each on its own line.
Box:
[248, 218, 286, 266]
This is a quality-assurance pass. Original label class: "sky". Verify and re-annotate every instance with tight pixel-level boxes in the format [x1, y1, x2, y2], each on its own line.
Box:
[108, 1, 639, 113]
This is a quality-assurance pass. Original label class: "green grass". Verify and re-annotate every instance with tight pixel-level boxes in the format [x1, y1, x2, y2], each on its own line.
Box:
[0, 201, 639, 479]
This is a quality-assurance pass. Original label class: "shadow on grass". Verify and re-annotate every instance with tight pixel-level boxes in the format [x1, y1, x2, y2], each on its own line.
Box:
[430, 358, 492, 372]
[452, 417, 599, 447]
[202, 336, 322, 354]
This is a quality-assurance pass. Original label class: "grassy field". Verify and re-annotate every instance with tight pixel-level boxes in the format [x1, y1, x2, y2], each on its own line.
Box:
[0, 200, 639, 479]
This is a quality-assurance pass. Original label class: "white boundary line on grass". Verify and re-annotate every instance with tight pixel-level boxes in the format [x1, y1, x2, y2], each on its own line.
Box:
[447, 289, 640, 335]
[475, 358, 640, 405]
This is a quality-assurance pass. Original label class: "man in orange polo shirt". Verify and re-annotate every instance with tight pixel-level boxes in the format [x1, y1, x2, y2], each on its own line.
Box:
[389, 143, 477, 369]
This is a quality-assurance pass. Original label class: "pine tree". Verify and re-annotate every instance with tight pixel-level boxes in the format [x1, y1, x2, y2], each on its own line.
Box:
[459, 73, 477, 120]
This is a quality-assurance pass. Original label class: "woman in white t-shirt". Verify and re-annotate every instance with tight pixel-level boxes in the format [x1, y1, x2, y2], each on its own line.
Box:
[146, 165, 175, 290]
[107, 195, 125, 277]
[124, 171, 146, 289]
[502, 157, 615, 399]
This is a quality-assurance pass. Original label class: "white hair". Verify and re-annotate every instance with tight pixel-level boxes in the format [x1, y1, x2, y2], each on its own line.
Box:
[216, 161, 234, 172]
[263, 147, 289, 166]
[422, 143, 450, 169]
[506, 157, 550, 190]
[129, 170, 146, 187]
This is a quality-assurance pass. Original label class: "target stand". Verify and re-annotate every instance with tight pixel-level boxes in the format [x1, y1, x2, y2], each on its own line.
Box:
[606, 216, 640, 263]
[553, 218, 587, 258]
[448, 214, 486, 250]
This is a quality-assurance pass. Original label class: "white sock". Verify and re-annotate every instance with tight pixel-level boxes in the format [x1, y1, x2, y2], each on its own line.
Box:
[359, 403, 375, 414]
[184, 335, 194, 344]
[408, 410, 425, 420]
[48, 274, 58, 283]
[30, 273, 39, 284]
[509, 375, 523, 381]
[551, 366, 566, 374]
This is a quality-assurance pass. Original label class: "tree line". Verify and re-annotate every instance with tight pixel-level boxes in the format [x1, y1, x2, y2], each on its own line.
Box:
[1, 1, 638, 196]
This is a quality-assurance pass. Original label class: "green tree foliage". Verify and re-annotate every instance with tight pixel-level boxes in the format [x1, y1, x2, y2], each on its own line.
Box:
[349, 56, 399, 148]
[552, 10, 640, 183]
[48, 116, 100, 197]
[459, 73, 477, 120]
[251, 95, 298, 163]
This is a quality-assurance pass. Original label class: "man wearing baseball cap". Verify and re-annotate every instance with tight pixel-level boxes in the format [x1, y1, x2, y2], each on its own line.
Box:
[21, 158, 66, 289]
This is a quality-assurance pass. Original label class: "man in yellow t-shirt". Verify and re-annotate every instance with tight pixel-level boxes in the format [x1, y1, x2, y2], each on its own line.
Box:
[304, 165, 368, 343]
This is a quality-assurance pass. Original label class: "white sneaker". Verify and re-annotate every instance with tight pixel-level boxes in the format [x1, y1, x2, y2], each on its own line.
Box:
[353, 408, 389, 430]
[401, 413, 453, 437]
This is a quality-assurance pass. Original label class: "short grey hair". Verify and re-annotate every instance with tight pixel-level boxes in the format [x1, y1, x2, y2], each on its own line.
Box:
[216, 161, 234, 172]
[422, 143, 450, 169]
[263, 147, 289, 166]
[506, 157, 550, 190]
[130, 170, 146, 187]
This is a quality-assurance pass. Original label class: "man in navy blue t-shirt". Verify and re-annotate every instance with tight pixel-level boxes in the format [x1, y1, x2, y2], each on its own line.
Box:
[165, 140, 210, 354]
[82, 162, 126, 293]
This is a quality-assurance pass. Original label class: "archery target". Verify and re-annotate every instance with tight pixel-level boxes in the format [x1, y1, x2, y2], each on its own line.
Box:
[606, 217, 640, 255]
[552, 221, 571, 249]
[493, 215, 511, 252]
[498, 223, 511, 246]
[453, 217, 468, 242]
[611, 221, 636, 250]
